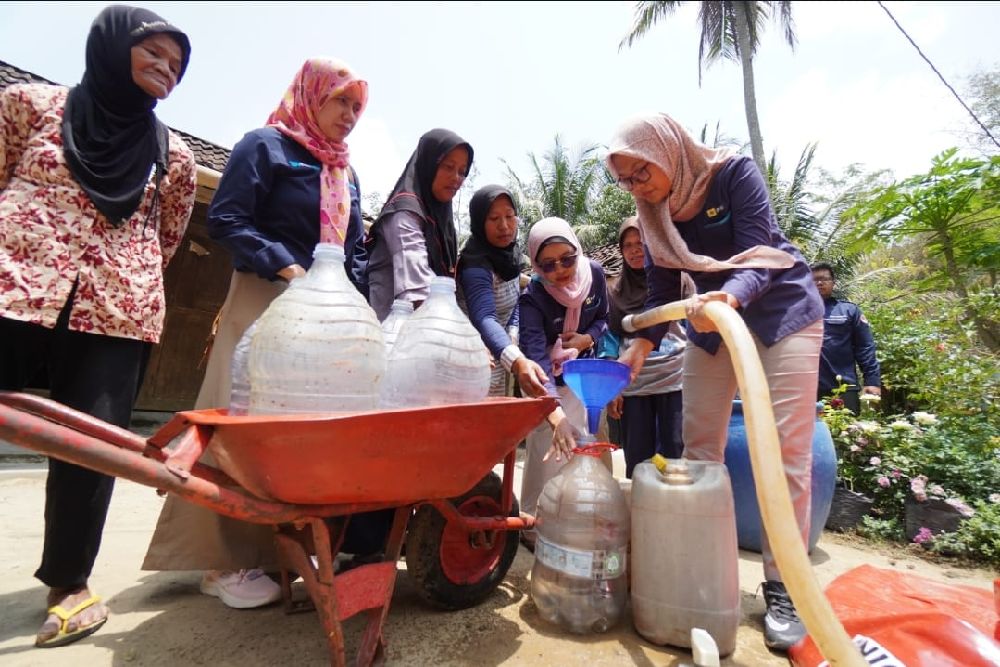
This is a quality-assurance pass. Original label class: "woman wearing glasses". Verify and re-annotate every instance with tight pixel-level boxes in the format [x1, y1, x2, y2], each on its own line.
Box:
[456, 185, 548, 398]
[601, 112, 823, 652]
[517, 217, 609, 548]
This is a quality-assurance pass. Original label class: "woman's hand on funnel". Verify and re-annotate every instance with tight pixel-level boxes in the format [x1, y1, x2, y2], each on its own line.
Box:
[543, 407, 582, 462]
[607, 395, 624, 420]
[618, 338, 655, 383]
[560, 331, 594, 355]
[512, 357, 549, 398]
[685, 291, 740, 333]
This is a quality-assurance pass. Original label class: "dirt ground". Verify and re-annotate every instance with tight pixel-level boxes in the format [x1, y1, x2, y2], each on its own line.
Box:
[0, 459, 995, 667]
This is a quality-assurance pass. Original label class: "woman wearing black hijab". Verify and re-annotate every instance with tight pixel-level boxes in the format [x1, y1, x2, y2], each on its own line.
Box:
[0, 5, 195, 647]
[365, 128, 473, 320]
[456, 185, 548, 397]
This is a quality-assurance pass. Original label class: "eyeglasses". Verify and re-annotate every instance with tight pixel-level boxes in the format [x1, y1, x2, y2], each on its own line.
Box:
[616, 163, 651, 192]
[813, 277, 834, 284]
[539, 254, 578, 273]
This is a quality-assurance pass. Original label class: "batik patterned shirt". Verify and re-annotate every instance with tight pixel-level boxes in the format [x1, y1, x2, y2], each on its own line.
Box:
[0, 84, 196, 343]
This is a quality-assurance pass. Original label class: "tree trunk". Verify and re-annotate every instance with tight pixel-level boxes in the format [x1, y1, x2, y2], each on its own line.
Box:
[940, 228, 1000, 352]
[733, 1, 767, 178]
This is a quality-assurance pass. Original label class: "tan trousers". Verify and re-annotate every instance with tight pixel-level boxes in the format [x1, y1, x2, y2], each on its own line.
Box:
[143, 272, 286, 571]
[681, 320, 822, 582]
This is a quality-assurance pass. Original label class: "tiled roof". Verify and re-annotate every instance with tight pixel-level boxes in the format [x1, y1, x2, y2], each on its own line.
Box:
[1, 59, 231, 172]
[586, 242, 622, 277]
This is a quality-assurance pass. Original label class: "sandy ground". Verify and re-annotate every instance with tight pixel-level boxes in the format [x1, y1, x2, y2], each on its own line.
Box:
[0, 453, 995, 667]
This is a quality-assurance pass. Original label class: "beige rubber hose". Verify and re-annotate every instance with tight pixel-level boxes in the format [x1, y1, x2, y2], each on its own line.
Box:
[624, 299, 864, 667]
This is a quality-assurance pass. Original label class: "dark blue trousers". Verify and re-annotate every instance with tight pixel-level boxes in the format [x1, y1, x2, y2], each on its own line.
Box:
[619, 391, 684, 478]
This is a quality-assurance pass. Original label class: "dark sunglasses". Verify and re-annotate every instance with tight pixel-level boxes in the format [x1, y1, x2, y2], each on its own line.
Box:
[539, 254, 578, 273]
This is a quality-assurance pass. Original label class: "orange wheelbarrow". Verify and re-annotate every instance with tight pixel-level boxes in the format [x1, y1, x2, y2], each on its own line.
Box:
[0, 391, 555, 666]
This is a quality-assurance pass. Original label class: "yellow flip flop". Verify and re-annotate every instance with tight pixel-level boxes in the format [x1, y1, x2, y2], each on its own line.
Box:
[35, 594, 108, 648]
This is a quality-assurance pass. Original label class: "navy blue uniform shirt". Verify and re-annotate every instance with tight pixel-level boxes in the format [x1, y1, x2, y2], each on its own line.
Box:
[641, 156, 823, 353]
[818, 296, 881, 395]
[519, 260, 609, 397]
[206, 127, 367, 293]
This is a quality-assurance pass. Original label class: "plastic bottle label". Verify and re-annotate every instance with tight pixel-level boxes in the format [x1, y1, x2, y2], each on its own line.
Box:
[535, 536, 626, 580]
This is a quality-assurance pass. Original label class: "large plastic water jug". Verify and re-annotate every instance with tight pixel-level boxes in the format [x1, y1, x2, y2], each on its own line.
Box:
[380, 298, 413, 355]
[631, 456, 740, 656]
[530, 442, 629, 634]
[248, 243, 385, 415]
[723, 400, 836, 552]
[379, 276, 490, 408]
[228, 320, 258, 416]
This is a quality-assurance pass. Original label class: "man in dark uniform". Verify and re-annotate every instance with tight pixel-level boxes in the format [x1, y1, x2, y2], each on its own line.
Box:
[812, 262, 881, 413]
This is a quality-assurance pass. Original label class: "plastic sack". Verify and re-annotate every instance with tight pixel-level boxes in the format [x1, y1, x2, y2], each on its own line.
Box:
[789, 564, 1000, 667]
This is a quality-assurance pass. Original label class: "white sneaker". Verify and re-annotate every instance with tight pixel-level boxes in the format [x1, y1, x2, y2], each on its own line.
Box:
[200, 569, 282, 609]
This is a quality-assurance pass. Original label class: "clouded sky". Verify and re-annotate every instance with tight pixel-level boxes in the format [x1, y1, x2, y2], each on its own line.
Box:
[2, 1, 996, 206]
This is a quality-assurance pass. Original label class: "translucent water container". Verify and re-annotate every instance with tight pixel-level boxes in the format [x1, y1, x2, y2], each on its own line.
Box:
[228, 320, 258, 416]
[380, 298, 414, 355]
[248, 243, 385, 415]
[530, 442, 630, 634]
[379, 276, 490, 408]
[630, 456, 740, 656]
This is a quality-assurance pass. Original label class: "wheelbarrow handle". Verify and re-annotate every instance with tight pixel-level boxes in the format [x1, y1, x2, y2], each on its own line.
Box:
[0, 397, 396, 525]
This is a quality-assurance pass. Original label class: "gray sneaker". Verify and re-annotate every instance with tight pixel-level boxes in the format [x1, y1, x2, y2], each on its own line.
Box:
[762, 581, 806, 650]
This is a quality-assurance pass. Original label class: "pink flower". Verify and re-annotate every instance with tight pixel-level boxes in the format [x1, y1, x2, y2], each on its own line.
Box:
[891, 469, 902, 479]
[869, 456, 881, 466]
[944, 497, 975, 518]
[910, 476, 928, 502]
[912, 527, 934, 544]
[877, 476, 891, 488]
[850, 445, 861, 453]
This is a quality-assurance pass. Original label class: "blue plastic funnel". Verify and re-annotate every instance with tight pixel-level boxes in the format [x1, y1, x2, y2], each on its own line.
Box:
[561, 359, 631, 435]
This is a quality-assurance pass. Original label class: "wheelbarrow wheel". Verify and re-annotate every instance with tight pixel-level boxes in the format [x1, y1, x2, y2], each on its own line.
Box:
[405, 471, 519, 610]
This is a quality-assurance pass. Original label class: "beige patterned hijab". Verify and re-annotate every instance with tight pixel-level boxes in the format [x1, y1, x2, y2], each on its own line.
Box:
[606, 112, 794, 272]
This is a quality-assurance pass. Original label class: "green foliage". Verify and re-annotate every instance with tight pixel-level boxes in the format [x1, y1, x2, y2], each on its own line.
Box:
[929, 500, 1000, 567]
[821, 385, 999, 566]
[863, 293, 999, 419]
[504, 137, 636, 251]
[766, 143, 819, 250]
[846, 150, 1000, 350]
[574, 183, 636, 250]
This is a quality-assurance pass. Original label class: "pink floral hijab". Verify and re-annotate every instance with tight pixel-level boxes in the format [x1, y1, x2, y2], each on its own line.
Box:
[607, 112, 794, 272]
[267, 58, 368, 246]
[527, 217, 593, 375]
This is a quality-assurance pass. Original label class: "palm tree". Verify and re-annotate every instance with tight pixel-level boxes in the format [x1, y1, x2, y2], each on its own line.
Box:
[621, 1, 796, 177]
[502, 135, 604, 245]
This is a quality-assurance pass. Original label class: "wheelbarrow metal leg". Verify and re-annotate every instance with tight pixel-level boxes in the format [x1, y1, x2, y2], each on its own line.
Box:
[356, 505, 409, 666]
[276, 518, 347, 666]
[276, 509, 410, 667]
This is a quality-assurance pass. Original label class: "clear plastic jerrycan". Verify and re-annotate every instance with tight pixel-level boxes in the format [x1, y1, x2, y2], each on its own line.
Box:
[530, 442, 630, 634]
[248, 243, 385, 415]
[630, 455, 740, 656]
[380, 298, 413, 356]
[379, 276, 490, 408]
